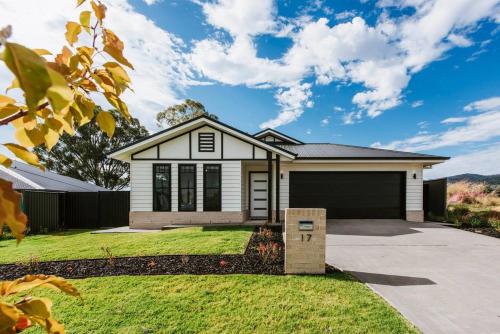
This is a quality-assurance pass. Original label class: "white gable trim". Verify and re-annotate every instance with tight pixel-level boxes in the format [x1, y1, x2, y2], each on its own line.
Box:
[109, 117, 296, 161]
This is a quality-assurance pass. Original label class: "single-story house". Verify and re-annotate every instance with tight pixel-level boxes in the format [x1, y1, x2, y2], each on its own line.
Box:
[0, 161, 108, 192]
[108, 115, 448, 229]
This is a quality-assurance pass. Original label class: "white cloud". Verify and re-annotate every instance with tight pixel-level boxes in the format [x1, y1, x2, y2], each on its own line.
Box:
[441, 117, 467, 124]
[424, 142, 500, 179]
[143, 0, 161, 5]
[306, 129, 312, 135]
[192, 0, 500, 127]
[411, 100, 424, 108]
[201, 0, 277, 37]
[0, 0, 198, 131]
[320, 117, 330, 126]
[373, 96, 500, 151]
[343, 111, 362, 124]
[333, 106, 344, 112]
[464, 96, 500, 112]
[260, 83, 313, 128]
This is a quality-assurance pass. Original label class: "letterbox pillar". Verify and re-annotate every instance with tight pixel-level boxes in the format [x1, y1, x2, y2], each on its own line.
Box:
[284, 208, 326, 274]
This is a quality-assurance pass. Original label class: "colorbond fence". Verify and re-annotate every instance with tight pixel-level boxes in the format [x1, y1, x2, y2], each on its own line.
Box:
[423, 178, 447, 220]
[21, 191, 130, 234]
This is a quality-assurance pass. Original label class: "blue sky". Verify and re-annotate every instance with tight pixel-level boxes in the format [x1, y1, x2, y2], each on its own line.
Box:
[1, 0, 500, 178]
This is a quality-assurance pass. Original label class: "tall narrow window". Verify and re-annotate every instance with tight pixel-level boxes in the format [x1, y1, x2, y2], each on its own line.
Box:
[179, 164, 196, 211]
[204, 164, 221, 211]
[153, 164, 171, 211]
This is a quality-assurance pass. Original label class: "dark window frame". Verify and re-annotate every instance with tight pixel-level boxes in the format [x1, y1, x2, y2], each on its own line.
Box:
[203, 164, 222, 211]
[198, 132, 215, 152]
[178, 164, 197, 212]
[152, 164, 171, 212]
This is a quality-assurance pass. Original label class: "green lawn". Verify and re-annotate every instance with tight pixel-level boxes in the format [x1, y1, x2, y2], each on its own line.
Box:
[24, 274, 418, 334]
[0, 227, 253, 264]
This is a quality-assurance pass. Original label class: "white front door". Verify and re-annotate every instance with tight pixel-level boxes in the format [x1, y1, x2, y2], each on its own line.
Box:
[250, 172, 268, 218]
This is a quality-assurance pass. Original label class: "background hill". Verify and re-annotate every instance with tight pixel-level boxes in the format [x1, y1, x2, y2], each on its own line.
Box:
[448, 174, 500, 185]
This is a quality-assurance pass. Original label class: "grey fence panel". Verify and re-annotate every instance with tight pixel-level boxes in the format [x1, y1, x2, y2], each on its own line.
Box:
[423, 178, 447, 220]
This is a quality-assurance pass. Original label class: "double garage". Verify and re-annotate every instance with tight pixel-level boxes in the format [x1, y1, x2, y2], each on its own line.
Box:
[289, 171, 406, 219]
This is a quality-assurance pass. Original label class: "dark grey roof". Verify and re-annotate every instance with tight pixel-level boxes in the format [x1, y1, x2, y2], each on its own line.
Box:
[3, 161, 108, 192]
[276, 143, 448, 160]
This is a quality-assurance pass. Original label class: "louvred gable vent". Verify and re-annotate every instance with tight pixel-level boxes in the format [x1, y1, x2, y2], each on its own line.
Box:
[198, 133, 215, 152]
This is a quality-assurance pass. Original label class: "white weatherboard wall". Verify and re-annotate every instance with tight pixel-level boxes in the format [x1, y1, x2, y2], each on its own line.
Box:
[130, 160, 242, 212]
[279, 162, 424, 211]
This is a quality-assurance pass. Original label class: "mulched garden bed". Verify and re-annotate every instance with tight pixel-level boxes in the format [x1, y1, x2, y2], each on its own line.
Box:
[0, 226, 285, 280]
[458, 227, 500, 239]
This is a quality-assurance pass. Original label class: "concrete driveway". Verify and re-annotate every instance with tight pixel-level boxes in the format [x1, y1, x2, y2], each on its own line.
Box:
[326, 219, 500, 334]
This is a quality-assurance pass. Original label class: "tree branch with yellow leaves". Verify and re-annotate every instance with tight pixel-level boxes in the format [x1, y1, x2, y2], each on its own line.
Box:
[0, 0, 134, 332]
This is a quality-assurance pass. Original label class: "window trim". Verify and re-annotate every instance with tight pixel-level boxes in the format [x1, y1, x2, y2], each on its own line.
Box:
[203, 164, 222, 212]
[178, 164, 197, 212]
[198, 132, 215, 152]
[152, 163, 171, 212]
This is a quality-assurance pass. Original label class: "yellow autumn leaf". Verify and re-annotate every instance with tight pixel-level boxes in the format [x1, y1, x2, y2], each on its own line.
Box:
[102, 29, 133, 69]
[0, 104, 19, 119]
[53, 111, 75, 135]
[0, 179, 28, 242]
[0, 154, 12, 168]
[0, 301, 20, 329]
[104, 92, 130, 120]
[33, 49, 52, 56]
[95, 110, 115, 137]
[22, 113, 37, 130]
[55, 46, 72, 67]
[15, 127, 44, 148]
[76, 0, 86, 7]
[3, 43, 51, 112]
[1, 275, 80, 298]
[0, 94, 16, 107]
[80, 11, 92, 34]
[76, 46, 94, 68]
[44, 120, 62, 150]
[3, 143, 42, 168]
[46, 67, 73, 114]
[65, 21, 82, 46]
[91, 0, 107, 24]
[75, 94, 95, 125]
[16, 298, 52, 319]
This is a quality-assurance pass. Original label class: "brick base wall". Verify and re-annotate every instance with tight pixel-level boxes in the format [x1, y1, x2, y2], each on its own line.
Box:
[130, 211, 247, 229]
[406, 210, 424, 222]
[284, 208, 326, 274]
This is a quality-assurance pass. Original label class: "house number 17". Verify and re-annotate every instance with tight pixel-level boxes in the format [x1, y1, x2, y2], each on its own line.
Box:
[301, 234, 312, 242]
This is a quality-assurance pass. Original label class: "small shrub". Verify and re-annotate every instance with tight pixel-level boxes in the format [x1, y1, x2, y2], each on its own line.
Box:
[258, 227, 273, 239]
[180, 255, 189, 265]
[466, 215, 486, 228]
[101, 246, 115, 266]
[488, 218, 500, 229]
[257, 241, 281, 264]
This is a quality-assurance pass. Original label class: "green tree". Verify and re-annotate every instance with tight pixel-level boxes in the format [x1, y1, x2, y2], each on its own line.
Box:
[34, 108, 148, 190]
[156, 99, 218, 128]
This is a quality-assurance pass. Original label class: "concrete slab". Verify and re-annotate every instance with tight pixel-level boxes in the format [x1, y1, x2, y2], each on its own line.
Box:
[91, 226, 160, 233]
[326, 219, 500, 334]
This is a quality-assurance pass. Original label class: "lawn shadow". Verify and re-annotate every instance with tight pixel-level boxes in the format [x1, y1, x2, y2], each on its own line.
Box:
[202, 226, 254, 232]
[347, 271, 436, 286]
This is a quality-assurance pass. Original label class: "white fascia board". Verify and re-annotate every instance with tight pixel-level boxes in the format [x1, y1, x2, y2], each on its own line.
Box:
[255, 129, 302, 144]
[291, 159, 447, 164]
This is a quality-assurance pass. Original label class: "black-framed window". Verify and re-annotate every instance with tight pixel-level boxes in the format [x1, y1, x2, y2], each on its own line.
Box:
[178, 164, 196, 211]
[203, 164, 221, 211]
[153, 164, 171, 211]
[198, 133, 215, 152]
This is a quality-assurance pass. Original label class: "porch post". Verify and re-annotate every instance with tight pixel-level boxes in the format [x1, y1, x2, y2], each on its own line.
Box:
[275, 154, 280, 223]
[267, 151, 272, 223]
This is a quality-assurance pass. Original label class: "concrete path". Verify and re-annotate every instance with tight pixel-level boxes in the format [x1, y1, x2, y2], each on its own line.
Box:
[91, 226, 160, 233]
[326, 219, 500, 334]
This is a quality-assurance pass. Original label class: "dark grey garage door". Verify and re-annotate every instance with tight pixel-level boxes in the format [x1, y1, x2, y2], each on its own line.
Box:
[289, 172, 405, 219]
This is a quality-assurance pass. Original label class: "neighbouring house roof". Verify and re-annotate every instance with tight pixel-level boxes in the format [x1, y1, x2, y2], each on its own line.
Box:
[0, 161, 108, 192]
[253, 128, 304, 144]
[108, 115, 297, 160]
[277, 143, 448, 160]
